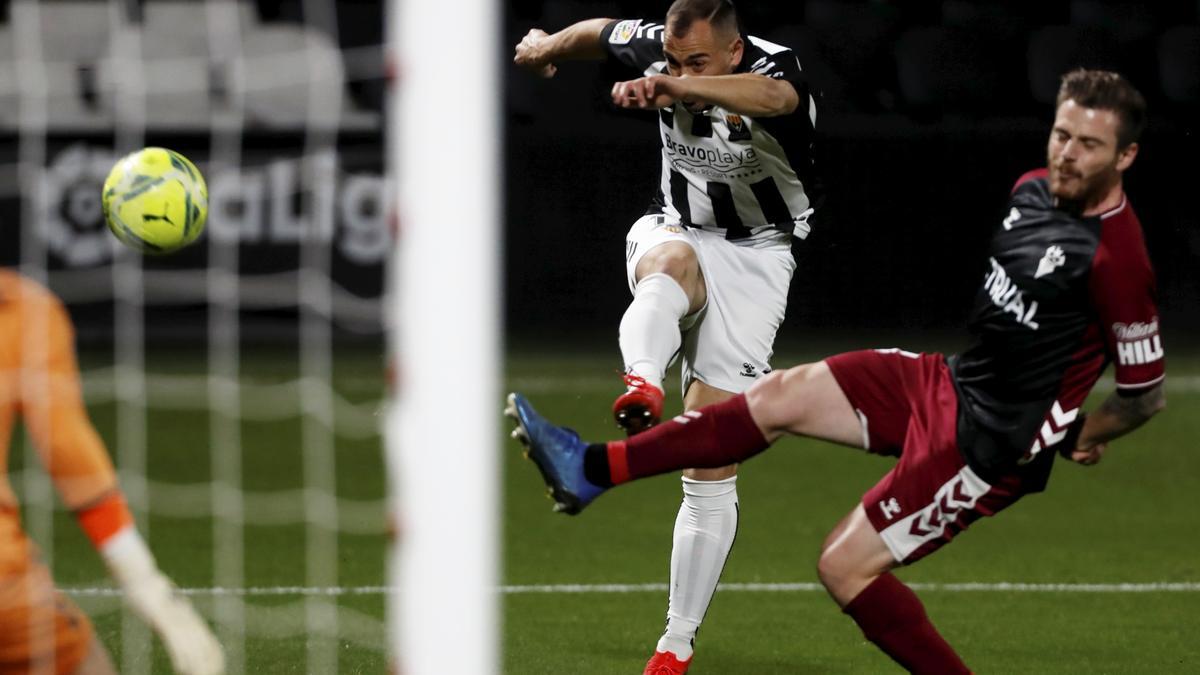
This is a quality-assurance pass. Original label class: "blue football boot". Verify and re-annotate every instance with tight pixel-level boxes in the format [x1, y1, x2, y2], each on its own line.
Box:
[505, 392, 606, 514]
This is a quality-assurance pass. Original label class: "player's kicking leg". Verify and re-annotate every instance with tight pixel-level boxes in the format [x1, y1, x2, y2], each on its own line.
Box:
[642, 231, 795, 672]
[614, 216, 706, 434]
[616, 217, 714, 673]
[506, 361, 863, 508]
[508, 358, 955, 669]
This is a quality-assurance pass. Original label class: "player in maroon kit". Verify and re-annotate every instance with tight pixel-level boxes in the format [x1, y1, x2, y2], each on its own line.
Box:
[506, 69, 1165, 673]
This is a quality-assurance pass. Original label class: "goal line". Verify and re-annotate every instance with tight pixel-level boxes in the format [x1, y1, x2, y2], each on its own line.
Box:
[59, 581, 1200, 597]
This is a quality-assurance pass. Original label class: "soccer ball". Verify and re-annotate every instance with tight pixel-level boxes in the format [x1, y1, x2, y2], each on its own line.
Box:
[102, 147, 208, 254]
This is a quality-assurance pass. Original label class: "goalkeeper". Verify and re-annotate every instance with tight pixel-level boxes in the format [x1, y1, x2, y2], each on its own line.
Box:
[0, 269, 224, 675]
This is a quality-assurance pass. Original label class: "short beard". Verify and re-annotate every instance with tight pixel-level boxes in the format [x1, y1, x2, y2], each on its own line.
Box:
[1051, 169, 1116, 214]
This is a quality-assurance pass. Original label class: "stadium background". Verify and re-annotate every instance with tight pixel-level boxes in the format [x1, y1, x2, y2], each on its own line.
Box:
[0, 0, 1196, 673]
[508, 0, 1200, 341]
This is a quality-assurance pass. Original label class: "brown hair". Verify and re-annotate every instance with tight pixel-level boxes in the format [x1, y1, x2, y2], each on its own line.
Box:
[1056, 69, 1147, 148]
[666, 0, 739, 39]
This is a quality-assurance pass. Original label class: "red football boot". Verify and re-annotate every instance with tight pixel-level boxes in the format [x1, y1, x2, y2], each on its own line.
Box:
[643, 650, 692, 674]
[612, 373, 664, 435]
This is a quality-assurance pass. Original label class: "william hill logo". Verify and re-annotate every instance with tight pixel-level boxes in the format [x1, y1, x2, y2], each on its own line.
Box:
[1113, 317, 1163, 366]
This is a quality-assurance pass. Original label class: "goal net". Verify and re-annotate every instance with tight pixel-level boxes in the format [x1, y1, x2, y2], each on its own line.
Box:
[2, 1, 393, 672]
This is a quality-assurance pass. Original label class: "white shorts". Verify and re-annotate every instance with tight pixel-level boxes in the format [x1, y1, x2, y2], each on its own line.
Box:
[624, 213, 795, 395]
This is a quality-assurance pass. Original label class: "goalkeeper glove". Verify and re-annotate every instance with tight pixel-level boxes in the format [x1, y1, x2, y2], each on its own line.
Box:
[102, 527, 226, 675]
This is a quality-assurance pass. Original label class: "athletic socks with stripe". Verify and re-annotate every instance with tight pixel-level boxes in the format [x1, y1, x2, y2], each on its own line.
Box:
[582, 394, 769, 486]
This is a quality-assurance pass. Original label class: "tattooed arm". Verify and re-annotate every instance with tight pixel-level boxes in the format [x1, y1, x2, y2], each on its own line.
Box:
[1066, 384, 1165, 466]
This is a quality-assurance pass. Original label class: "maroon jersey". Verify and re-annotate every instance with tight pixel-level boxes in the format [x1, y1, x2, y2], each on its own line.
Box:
[950, 169, 1164, 488]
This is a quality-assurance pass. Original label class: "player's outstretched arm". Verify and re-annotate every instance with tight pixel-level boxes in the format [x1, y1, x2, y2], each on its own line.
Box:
[611, 73, 799, 117]
[514, 18, 612, 78]
[18, 285, 225, 675]
[1067, 383, 1165, 465]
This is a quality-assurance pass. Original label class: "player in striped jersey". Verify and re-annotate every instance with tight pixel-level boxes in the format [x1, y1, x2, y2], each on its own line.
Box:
[514, 0, 820, 671]
[0, 270, 223, 675]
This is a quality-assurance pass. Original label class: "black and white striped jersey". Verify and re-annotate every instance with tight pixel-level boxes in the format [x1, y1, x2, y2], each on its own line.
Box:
[600, 19, 821, 246]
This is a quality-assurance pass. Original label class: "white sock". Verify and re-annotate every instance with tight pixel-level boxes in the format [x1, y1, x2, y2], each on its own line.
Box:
[619, 273, 690, 392]
[656, 476, 739, 660]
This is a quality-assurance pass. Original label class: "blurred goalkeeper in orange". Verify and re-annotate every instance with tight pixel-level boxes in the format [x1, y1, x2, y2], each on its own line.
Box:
[0, 269, 224, 675]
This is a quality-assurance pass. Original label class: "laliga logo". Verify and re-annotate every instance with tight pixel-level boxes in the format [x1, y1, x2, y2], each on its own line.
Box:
[41, 144, 120, 266]
[39, 144, 390, 267]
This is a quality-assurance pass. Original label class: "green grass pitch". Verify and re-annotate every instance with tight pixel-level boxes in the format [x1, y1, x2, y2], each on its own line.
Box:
[8, 345, 1199, 672]
[501, 347, 1200, 674]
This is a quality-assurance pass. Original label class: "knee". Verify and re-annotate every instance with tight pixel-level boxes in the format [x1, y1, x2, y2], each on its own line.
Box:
[639, 245, 699, 285]
[818, 538, 876, 607]
[816, 542, 847, 590]
[745, 369, 788, 433]
[745, 364, 817, 434]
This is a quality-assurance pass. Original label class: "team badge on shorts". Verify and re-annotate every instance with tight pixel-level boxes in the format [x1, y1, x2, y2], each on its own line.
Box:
[609, 20, 641, 45]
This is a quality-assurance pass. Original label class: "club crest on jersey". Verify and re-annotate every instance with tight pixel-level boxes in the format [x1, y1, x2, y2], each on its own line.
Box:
[1035, 245, 1066, 279]
[1002, 207, 1021, 230]
[609, 19, 640, 45]
[725, 114, 752, 142]
[984, 258, 1040, 329]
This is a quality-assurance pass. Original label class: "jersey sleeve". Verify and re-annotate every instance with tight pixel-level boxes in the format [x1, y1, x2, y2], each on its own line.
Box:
[744, 39, 816, 135]
[599, 19, 665, 75]
[18, 290, 119, 510]
[1089, 212, 1165, 392]
[746, 44, 807, 98]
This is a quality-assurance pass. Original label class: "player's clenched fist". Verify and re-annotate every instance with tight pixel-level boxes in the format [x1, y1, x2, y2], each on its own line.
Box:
[611, 75, 693, 110]
[513, 28, 558, 78]
[1068, 442, 1107, 466]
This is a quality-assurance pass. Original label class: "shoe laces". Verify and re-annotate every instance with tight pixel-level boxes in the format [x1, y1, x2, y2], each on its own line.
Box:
[621, 373, 652, 390]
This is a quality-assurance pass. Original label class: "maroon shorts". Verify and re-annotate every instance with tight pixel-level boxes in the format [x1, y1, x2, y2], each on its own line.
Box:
[825, 349, 1027, 564]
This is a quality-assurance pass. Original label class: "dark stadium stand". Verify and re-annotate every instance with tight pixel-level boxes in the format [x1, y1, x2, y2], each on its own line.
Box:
[0, 0, 380, 132]
[505, 0, 1200, 122]
[1026, 25, 1121, 104]
[1159, 25, 1200, 105]
[893, 26, 1009, 116]
[503, 0, 1200, 338]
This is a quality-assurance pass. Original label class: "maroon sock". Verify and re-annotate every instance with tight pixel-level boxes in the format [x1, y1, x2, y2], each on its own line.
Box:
[605, 394, 768, 484]
[843, 573, 970, 674]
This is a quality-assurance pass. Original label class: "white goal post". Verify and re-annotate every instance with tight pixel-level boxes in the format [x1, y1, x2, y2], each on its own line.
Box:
[386, 0, 501, 672]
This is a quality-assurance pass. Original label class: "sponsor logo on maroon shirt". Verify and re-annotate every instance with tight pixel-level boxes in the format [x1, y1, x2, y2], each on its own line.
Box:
[1113, 316, 1163, 366]
[983, 258, 1040, 329]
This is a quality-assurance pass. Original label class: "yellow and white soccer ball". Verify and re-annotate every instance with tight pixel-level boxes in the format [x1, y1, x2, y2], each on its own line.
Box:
[102, 147, 208, 254]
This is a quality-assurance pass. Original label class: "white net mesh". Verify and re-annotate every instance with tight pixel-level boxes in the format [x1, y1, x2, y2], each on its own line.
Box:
[3, 1, 388, 672]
